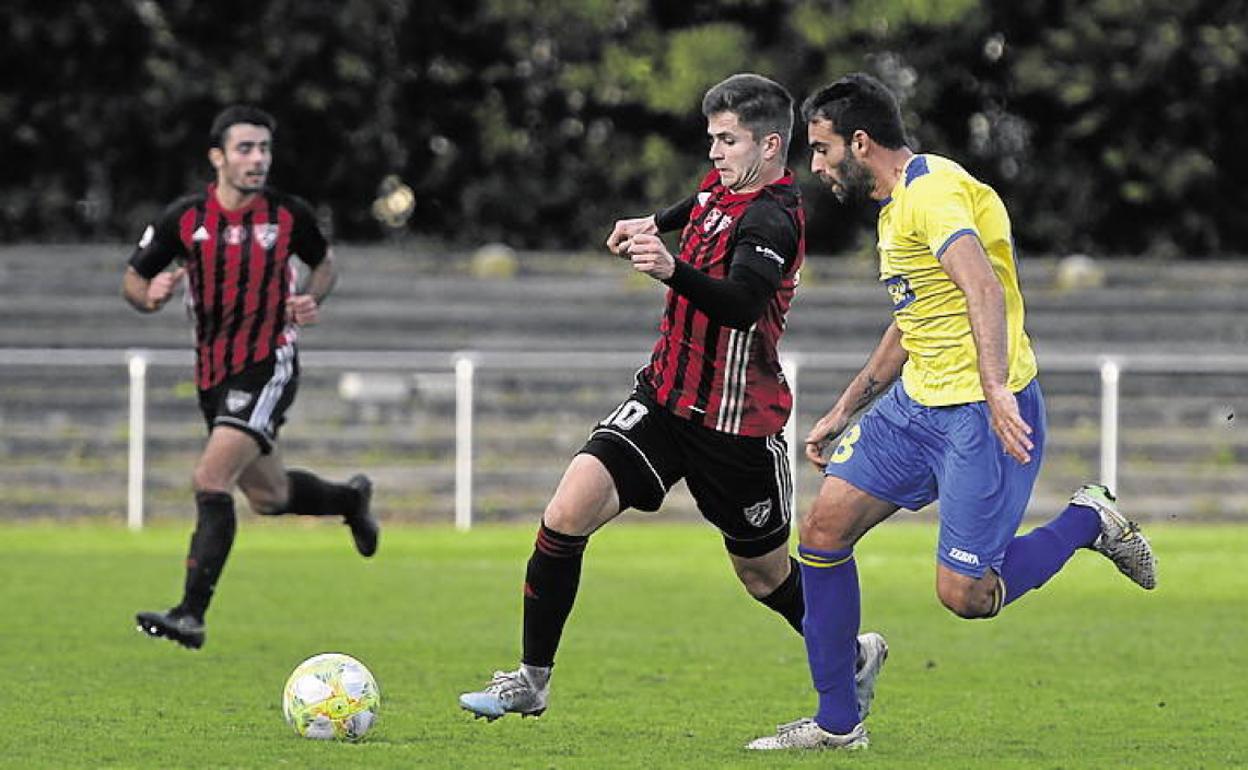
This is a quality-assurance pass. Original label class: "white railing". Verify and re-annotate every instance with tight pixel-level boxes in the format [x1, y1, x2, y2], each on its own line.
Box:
[3, 347, 1246, 529]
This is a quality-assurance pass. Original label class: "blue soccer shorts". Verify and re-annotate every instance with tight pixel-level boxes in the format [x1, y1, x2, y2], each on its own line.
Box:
[823, 379, 1046, 578]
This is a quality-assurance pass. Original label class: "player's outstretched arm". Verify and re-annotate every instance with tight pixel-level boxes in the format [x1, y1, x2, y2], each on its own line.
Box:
[122, 265, 184, 313]
[804, 322, 906, 467]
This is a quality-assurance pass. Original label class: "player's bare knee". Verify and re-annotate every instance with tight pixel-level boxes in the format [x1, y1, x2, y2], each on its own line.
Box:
[797, 514, 854, 550]
[937, 583, 994, 619]
[191, 466, 230, 495]
[541, 499, 592, 537]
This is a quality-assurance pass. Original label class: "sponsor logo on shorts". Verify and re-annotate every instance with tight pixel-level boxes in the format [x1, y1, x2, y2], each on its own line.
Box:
[743, 499, 772, 528]
[226, 390, 253, 414]
[948, 547, 980, 566]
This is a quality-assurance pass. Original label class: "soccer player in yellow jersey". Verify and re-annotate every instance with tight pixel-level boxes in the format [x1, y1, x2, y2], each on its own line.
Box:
[747, 73, 1158, 752]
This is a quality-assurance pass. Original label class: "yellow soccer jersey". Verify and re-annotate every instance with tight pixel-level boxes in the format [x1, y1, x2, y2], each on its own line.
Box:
[877, 154, 1037, 406]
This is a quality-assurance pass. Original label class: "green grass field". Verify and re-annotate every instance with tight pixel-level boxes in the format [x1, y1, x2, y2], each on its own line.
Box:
[1, 519, 1243, 769]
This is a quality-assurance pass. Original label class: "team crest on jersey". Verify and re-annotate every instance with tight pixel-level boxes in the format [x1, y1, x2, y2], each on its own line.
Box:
[225, 390, 252, 414]
[743, 499, 772, 528]
[224, 225, 246, 245]
[192, 226, 211, 242]
[702, 209, 735, 235]
[253, 224, 279, 249]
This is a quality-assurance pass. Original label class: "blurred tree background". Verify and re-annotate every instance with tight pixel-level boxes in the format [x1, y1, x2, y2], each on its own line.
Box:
[0, 0, 1244, 256]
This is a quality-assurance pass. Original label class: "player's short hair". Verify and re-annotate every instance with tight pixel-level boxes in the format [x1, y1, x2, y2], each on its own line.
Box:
[801, 73, 908, 150]
[702, 73, 794, 158]
[209, 105, 277, 149]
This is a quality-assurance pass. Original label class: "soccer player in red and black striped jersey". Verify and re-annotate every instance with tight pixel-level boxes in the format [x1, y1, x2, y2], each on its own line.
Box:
[460, 74, 808, 720]
[123, 105, 379, 650]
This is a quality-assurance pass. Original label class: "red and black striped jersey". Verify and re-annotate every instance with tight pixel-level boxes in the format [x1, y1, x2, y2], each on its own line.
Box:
[640, 169, 805, 436]
[128, 184, 328, 389]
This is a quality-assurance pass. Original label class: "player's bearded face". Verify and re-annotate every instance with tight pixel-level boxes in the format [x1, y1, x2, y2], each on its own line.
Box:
[216, 123, 272, 195]
[832, 149, 875, 204]
[808, 119, 875, 203]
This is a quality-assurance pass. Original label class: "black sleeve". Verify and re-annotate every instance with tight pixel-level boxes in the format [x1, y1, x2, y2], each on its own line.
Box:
[732, 198, 800, 285]
[127, 203, 187, 279]
[654, 194, 697, 233]
[660, 197, 800, 330]
[287, 195, 329, 268]
[662, 257, 775, 330]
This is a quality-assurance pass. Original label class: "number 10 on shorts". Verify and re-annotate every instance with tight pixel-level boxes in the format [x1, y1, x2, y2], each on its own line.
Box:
[605, 400, 649, 430]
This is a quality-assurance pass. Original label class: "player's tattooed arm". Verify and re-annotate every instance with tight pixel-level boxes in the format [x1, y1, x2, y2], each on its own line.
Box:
[804, 323, 907, 466]
[851, 375, 884, 412]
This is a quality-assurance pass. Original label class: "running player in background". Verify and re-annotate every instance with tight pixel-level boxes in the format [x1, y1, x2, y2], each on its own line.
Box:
[123, 105, 379, 650]
[459, 73, 828, 720]
[747, 73, 1157, 751]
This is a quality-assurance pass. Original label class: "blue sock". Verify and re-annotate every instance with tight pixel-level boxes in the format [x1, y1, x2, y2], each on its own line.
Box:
[999, 503, 1101, 607]
[798, 544, 860, 734]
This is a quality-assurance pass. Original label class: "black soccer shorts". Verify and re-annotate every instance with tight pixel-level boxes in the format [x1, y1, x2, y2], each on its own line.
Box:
[197, 350, 299, 454]
[579, 389, 793, 558]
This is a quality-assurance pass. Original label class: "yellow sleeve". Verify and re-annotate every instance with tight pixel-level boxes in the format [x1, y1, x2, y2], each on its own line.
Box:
[907, 174, 980, 260]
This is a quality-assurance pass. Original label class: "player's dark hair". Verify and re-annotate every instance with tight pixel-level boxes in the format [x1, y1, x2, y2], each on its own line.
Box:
[209, 105, 277, 149]
[801, 73, 908, 150]
[702, 73, 794, 158]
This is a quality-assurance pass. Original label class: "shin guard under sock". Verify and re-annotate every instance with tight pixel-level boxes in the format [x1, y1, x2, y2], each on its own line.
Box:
[756, 556, 805, 635]
[177, 491, 237, 621]
[999, 503, 1101, 608]
[521, 523, 588, 668]
[799, 545, 861, 734]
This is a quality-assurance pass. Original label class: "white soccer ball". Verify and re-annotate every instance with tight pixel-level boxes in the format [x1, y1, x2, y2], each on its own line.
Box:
[282, 653, 381, 741]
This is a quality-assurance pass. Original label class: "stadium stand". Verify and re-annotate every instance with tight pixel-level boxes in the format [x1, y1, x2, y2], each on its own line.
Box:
[1, 244, 1245, 522]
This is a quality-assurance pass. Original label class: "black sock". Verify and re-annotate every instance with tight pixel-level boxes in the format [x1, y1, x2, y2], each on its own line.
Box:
[176, 491, 237, 622]
[521, 523, 589, 668]
[283, 469, 358, 517]
[756, 556, 805, 635]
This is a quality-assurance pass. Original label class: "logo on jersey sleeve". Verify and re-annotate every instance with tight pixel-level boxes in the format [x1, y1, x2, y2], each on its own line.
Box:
[754, 245, 785, 267]
[138, 225, 154, 249]
[885, 274, 916, 311]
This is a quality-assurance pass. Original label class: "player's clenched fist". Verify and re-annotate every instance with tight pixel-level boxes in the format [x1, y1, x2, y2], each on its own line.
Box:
[285, 294, 320, 325]
[146, 267, 185, 311]
[626, 233, 676, 281]
[605, 215, 658, 257]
